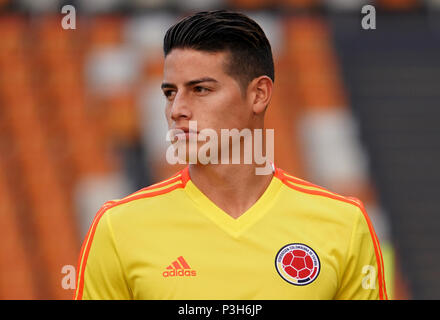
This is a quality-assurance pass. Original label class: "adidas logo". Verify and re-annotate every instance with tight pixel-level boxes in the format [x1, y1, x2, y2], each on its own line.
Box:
[162, 256, 197, 277]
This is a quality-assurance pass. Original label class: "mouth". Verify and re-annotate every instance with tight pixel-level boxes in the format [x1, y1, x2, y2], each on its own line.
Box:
[171, 127, 199, 140]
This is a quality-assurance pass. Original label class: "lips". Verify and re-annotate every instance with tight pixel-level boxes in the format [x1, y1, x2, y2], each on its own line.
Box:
[175, 127, 190, 133]
[170, 127, 198, 140]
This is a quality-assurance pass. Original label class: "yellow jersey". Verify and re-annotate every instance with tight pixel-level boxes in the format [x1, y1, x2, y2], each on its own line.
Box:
[74, 165, 387, 300]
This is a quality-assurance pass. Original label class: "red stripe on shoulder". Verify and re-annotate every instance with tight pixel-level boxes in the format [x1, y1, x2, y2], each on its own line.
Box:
[276, 169, 364, 208]
[280, 178, 356, 206]
[138, 174, 182, 192]
[111, 182, 184, 208]
[276, 168, 336, 194]
[125, 169, 186, 198]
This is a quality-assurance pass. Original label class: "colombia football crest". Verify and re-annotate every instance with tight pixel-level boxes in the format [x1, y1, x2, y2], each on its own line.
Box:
[275, 243, 320, 285]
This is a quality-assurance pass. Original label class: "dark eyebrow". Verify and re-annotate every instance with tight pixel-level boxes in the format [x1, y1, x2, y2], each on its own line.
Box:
[185, 77, 218, 87]
[161, 82, 176, 90]
[161, 77, 218, 90]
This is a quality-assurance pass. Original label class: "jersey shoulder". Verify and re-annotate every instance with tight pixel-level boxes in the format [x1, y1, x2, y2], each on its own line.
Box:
[98, 168, 189, 220]
[274, 167, 366, 216]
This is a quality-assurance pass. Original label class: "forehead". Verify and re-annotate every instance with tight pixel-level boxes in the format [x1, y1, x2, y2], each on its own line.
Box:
[163, 48, 230, 82]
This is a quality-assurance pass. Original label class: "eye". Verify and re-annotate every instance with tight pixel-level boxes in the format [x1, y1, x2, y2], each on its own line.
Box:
[163, 89, 176, 100]
[194, 86, 210, 95]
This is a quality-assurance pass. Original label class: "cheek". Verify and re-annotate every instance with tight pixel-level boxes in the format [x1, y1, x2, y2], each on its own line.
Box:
[213, 87, 242, 109]
[214, 92, 249, 125]
[164, 104, 172, 124]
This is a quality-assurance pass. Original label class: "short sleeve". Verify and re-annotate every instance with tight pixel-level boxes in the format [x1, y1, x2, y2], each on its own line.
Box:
[335, 204, 387, 300]
[74, 207, 132, 300]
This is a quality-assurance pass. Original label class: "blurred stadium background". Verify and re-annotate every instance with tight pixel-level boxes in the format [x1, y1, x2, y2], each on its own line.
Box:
[0, 0, 439, 300]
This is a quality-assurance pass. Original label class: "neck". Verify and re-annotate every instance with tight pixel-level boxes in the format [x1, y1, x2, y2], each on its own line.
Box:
[188, 163, 274, 219]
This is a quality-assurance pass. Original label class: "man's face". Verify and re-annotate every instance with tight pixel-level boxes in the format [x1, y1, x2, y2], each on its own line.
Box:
[162, 48, 254, 136]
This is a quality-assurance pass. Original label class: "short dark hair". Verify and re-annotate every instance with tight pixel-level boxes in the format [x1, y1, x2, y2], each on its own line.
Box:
[163, 10, 274, 92]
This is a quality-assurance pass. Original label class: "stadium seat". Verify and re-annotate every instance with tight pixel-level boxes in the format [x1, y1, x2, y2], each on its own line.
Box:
[0, 152, 37, 299]
[88, 15, 125, 49]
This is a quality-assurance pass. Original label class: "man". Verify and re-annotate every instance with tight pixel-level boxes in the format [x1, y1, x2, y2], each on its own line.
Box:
[74, 10, 387, 300]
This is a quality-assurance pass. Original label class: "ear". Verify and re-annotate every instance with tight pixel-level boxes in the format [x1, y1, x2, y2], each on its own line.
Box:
[248, 76, 273, 115]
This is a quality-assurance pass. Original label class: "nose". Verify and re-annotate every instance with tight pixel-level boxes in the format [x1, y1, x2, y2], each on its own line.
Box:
[170, 91, 191, 122]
